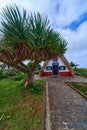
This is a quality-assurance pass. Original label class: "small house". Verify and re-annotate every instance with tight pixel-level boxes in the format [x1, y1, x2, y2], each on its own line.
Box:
[40, 55, 74, 76]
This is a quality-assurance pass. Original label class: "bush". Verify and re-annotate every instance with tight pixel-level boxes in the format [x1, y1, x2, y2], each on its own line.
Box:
[14, 72, 25, 81]
[0, 69, 9, 79]
[0, 69, 3, 78]
[75, 71, 80, 76]
[14, 75, 23, 81]
[75, 68, 87, 77]
[8, 70, 16, 76]
[2, 72, 9, 78]
[84, 73, 87, 78]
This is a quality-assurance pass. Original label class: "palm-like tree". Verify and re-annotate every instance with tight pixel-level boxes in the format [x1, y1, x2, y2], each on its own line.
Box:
[70, 62, 79, 70]
[0, 5, 67, 88]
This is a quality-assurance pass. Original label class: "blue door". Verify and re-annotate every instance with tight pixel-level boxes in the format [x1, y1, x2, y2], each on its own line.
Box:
[52, 63, 59, 75]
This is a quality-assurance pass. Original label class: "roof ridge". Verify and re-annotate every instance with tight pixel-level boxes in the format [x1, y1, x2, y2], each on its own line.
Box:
[40, 60, 49, 76]
[60, 55, 74, 75]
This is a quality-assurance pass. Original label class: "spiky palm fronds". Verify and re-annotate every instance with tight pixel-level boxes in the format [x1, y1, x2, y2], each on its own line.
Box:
[0, 4, 29, 50]
[28, 12, 52, 48]
[0, 4, 67, 55]
[28, 12, 67, 54]
[46, 31, 67, 55]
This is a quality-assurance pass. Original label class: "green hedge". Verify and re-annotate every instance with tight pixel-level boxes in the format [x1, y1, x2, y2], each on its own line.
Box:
[75, 68, 87, 77]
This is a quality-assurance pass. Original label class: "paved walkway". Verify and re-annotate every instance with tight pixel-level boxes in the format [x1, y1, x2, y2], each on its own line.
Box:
[41, 76, 87, 130]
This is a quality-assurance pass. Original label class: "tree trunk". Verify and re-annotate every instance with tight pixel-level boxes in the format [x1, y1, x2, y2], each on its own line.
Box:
[24, 72, 34, 89]
[24, 60, 40, 88]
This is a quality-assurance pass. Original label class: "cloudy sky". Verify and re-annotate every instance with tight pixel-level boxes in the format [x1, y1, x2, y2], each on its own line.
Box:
[0, 0, 87, 68]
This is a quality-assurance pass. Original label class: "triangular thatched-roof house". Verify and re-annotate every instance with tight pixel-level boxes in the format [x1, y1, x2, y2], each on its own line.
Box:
[40, 55, 74, 76]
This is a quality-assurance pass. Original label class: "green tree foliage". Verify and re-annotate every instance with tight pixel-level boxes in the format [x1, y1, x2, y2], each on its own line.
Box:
[0, 5, 67, 88]
[27, 61, 41, 74]
[70, 61, 79, 70]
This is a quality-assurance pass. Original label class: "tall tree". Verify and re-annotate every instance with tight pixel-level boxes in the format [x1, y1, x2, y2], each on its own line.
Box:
[70, 62, 79, 70]
[0, 5, 67, 88]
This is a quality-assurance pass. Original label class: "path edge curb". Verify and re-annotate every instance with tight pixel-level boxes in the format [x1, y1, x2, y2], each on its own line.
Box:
[45, 82, 51, 130]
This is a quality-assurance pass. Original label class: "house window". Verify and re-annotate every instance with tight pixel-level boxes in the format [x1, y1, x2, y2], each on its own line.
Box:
[46, 66, 52, 70]
[59, 66, 66, 70]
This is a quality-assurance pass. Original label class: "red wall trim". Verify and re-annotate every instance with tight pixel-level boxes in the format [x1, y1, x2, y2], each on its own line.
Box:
[41, 72, 52, 76]
[41, 71, 73, 76]
[60, 72, 73, 76]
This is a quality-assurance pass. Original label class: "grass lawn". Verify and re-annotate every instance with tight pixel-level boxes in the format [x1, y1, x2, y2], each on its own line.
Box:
[69, 82, 87, 96]
[0, 77, 45, 130]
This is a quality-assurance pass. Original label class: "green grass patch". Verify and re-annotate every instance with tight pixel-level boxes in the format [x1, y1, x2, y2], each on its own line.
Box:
[75, 68, 87, 77]
[29, 80, 45, 100]
[69, 82, 87, 96]
[0, 78, 45, 130]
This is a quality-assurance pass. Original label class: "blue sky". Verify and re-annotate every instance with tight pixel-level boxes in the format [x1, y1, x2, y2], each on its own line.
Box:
[64, 12, 87, 30]
[0, 0, 87, 68]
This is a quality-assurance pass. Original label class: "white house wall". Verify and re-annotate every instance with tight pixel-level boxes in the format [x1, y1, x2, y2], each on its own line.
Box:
[58, 57, 69, 72]
[44, 59, 53, 72]
[44, 57, 69, 72]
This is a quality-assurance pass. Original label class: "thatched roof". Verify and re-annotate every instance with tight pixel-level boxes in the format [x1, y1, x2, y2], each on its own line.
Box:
[40, 60, 49, 76]
[60, 55, 74, 75]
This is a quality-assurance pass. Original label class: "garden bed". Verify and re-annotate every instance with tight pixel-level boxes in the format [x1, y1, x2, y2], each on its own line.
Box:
[66, 82, 87, 99]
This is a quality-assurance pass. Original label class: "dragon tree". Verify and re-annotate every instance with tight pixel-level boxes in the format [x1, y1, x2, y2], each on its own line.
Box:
[0, 5, 67, 88]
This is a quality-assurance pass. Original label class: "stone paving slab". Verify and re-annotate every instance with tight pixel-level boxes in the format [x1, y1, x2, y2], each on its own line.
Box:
[41, 76, 87, 130]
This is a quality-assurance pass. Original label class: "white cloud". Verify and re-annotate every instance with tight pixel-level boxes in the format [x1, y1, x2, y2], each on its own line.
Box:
[1, 0, 87, 27]
[56, 21, 87, 67]
[54, 0, 87, 27]
[0, 0, 87, 68]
